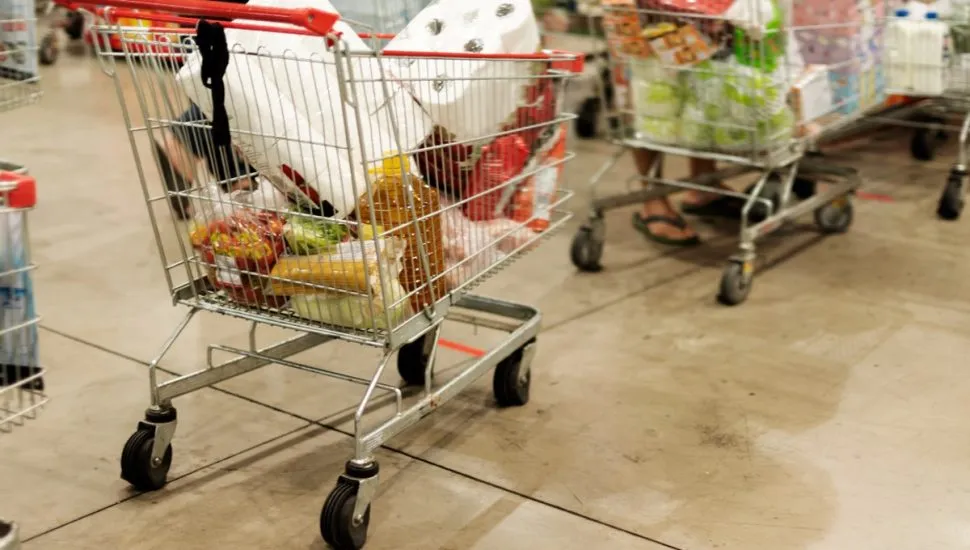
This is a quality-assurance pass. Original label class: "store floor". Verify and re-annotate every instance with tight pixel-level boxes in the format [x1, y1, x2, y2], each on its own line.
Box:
[4, 57, 970, 550]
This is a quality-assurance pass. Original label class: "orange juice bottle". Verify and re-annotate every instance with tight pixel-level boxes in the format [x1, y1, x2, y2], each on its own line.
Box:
[356, 153, 447, 312]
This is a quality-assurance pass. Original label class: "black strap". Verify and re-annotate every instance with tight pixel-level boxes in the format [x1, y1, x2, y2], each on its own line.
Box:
[196, 20, 230, 149]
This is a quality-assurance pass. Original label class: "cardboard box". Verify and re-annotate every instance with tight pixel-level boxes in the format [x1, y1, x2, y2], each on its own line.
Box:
[789, 65, 835, 124]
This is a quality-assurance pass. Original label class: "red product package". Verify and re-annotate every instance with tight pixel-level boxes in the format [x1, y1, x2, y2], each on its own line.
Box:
[509, 75, 559, 147]
[190, 210, 288, 307]
[463, 134, 531, 222]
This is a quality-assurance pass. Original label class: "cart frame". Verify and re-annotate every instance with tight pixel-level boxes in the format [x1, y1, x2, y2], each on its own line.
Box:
[83, 0, 580, 547]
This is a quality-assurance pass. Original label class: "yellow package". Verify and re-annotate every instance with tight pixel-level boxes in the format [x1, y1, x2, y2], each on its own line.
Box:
[269, 238, 405, 296]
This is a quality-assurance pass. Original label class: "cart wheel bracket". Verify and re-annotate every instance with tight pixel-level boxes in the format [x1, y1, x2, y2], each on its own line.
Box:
[141, 407, 178, 465]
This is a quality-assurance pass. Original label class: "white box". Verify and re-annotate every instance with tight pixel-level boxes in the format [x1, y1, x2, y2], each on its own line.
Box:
[790, 65, 835, 124]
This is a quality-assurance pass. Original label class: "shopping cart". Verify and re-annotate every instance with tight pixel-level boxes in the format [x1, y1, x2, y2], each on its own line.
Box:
[869, 1, 970, 220]
[569, 0, 866, 305]
[0, 168, 41, 550]
[82, 0, 580, 547]
[0, 6, 43, 548]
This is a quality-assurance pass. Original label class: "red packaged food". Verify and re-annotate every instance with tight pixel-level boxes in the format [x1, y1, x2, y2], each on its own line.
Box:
[463, 134, 531, 222]
[190, 210, 288, 307]
[509, 76, 559, 147]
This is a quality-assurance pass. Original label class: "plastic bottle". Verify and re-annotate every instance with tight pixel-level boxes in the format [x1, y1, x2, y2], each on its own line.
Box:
[915, 11, 949, 95]
[887, 8, 913, 91]
[355, 154, 447, 312]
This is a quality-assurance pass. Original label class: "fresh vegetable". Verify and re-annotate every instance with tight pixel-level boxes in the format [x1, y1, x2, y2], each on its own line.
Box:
[283, 214, 347, 255]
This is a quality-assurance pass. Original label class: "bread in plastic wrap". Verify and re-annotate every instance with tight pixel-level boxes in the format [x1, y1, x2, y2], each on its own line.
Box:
[268, 238, 405, 296]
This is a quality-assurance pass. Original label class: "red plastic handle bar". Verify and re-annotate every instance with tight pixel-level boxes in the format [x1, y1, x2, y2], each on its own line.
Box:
[79, 0, 339, 35]
[0, 172, 37, 209]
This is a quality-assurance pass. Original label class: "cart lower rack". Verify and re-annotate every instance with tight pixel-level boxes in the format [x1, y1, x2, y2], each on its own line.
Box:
[85, 0, 580, 547]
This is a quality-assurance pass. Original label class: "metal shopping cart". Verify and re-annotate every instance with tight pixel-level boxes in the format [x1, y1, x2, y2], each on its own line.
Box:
[81, 0, 580, 547]
[0, 4, 43, 548]
[569, 0, 868, 305]
[0, 168, 41, 550]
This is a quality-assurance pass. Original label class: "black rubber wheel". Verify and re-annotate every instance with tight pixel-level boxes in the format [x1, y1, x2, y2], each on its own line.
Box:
[575, 97, 600, 139]
[717, 261, 753, 306]
[320, 481, 370, 550]
[493, 340, 533, 407]
[937, 174, 965, 221]
[39, 33, 58, 66]
[911, 128, 936, 161]
[814, 198, 854, 234]
[570, 226, 604, 272]
[397, 333, 433, 386]
[792, 176, 817, 200]
[120, 429, 172, 491]
[65, 11, 85, 40]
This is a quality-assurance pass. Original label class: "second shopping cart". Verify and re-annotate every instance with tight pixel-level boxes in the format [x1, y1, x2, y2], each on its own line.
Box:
[570, 0, 874, 305]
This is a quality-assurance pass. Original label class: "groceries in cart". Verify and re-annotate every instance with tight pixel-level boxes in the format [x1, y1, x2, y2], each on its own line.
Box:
[153, 0, 573, 332]
[602, 0, 889, 153]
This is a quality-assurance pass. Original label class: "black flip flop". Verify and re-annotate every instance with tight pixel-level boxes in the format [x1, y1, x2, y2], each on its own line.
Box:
[632, 212, 701, 247]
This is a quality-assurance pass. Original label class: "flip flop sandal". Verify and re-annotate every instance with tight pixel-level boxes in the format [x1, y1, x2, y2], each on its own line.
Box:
[632, 212, 701, 247]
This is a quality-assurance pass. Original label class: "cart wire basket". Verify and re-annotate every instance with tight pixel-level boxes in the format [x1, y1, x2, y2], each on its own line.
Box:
[82, 0, 582, 547]
[569, 0, 868, 305]
[1, 0, 41, 111]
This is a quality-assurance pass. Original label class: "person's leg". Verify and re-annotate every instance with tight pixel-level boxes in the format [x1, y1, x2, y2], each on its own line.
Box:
[631, 148, 699, 246]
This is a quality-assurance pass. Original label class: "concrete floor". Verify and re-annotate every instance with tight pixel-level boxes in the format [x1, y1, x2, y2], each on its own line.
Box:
[3, 52, 970, 550]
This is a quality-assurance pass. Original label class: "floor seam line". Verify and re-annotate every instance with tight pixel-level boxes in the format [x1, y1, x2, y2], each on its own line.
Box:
[38, 327, 685, 548]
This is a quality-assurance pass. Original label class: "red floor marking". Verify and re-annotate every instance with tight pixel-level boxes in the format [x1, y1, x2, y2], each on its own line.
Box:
[439, 338, 486, 358]
[856, 191, 895, 203]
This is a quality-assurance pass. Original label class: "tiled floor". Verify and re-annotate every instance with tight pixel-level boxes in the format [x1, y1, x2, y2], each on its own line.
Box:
[4, 52, 970, 550]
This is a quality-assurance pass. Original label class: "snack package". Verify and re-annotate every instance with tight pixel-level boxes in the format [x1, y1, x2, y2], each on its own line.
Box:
[645, 24, 717, 66]
[463, 134, 531, 221]
[268, 238, 405, 296]
[189, 210, 288, 307]
[679, 101, 715, 148]
[603, 0, 651, 86]
[288, 277, 411, 331]
[384, 0, 541, 141]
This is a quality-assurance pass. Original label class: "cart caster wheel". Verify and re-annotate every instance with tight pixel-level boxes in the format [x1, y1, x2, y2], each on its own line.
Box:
[39, 34, 58, 66]
[320, 480, 370, 550]
[937, 174, 965, 221]
[717, 261, 753, 306]
[120, 428, 172, 491]
[570, 225, 604, 272]
[814, 197, 854, 234]
[493, 339, 534, 407]
[397, 332, 434, 386]
[911, 127, 940, 161]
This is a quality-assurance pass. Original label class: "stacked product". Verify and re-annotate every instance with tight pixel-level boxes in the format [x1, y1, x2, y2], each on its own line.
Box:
[174, 0, 567, 331]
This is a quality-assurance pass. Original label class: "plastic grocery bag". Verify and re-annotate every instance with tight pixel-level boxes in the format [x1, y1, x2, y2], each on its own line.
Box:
[0, 208, 39, 388]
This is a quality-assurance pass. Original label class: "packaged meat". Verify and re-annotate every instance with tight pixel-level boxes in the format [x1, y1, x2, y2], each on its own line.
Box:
[268, 238, 406, 296]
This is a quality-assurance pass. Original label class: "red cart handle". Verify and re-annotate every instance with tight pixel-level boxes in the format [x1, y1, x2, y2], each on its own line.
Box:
[0, 172, 37, 209]
[77, 0, 339, 35]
